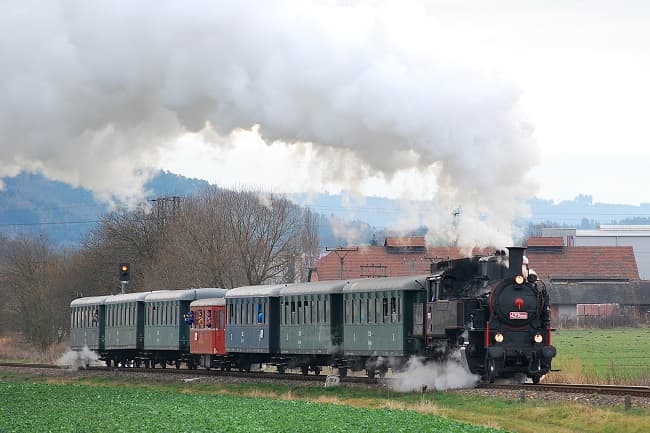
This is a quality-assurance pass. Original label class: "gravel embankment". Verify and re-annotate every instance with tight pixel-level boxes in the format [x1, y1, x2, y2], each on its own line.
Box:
[2, 365, 649, 409]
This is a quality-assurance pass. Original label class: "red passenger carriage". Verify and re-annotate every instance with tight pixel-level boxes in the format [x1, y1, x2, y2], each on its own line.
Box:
[189, 298, 228, 368]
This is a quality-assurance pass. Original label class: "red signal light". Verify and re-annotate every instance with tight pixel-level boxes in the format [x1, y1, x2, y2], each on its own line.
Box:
[514, 297, 524, 310]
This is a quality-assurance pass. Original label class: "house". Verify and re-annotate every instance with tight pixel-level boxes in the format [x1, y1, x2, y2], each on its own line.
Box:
[313, 236, 648, 327]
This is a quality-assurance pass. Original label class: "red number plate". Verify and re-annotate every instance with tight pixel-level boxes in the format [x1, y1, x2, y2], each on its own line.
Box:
[509, 311, 528, 320]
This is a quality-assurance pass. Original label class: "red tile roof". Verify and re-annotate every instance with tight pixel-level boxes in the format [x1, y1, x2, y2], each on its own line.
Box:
[526, 237, 565, 247]
[384, 236, 426, 248]
[527, 246, 639, 281]
[313, 244, 640, 282]
[314, 246, 492, 281]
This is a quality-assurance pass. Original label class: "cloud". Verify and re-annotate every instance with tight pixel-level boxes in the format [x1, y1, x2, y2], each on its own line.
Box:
[1, 0, 536, 242]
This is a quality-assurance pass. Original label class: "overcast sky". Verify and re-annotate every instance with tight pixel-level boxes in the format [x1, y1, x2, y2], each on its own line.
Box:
[2, 1, 650, 245]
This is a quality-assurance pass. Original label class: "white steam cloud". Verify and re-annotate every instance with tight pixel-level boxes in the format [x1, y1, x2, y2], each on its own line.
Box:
[1, 0, 536, 243]
[56, 346, 101, 370]
[390, 355, 480, 392]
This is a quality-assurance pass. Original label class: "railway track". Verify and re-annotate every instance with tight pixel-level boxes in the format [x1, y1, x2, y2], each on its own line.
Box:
[0, 361, 379, 385]
[479, 382, 650, 397]
[3, 362, 650, 397]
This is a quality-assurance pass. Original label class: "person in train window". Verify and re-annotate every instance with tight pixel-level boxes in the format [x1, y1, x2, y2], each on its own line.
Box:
[184, 310, 195, 326]
[257, 304, 264, 324]
[197, 310, 204, 328]
[206, 310, 212, 328]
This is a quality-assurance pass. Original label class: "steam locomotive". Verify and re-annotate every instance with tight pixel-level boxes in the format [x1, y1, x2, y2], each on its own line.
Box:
[420, 246, 556, 383]
[70, 247, 555, 383]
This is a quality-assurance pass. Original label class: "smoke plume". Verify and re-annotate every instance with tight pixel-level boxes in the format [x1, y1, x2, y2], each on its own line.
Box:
[56, 346, 101, 370]
[2, 1, 536, 242]
[390, 355, 480, 392]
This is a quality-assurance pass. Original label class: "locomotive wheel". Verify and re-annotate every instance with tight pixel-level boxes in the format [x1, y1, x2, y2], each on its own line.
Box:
[485, 358, 496, 383]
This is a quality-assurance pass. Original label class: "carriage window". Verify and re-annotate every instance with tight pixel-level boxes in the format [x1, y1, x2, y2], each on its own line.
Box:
[297, 301, 302, 324]
[345, 299, 350, 323]
[360, 299, 366, 323]
[291, 301, 296, 324]
[324, 299, 328, 324]
[367, 299, 373, 324]
[390, 297, 397, 323]
[256, 303, 263, 324]
[304, 300, 310, 324]
[382, 298, 389, 323]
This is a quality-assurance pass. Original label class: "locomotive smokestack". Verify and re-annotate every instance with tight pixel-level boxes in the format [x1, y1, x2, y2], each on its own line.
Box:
[507, 247, 526, 278]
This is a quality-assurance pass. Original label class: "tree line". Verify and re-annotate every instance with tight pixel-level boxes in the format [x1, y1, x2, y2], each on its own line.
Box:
[0, 187, 319, 351]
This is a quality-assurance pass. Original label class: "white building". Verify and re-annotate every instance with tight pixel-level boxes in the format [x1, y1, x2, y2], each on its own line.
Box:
[541, 225, 650, 280]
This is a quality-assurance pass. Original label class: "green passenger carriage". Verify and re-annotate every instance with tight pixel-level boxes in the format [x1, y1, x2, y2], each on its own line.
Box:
[277, 280, 346, 374]
[143, 288, 226, 368]
[70, 295, 109, 352]
[341, 275, 428, 377]
[225, 284, 286, 371]
[103, 292, 150, 367]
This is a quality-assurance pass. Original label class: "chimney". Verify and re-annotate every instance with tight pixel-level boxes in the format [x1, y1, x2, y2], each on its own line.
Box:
[507, 247, 526, 278]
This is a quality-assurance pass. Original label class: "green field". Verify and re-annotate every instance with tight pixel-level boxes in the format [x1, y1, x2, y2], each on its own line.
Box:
[0, 381, 502, 433]
[550, 327, 650, 383]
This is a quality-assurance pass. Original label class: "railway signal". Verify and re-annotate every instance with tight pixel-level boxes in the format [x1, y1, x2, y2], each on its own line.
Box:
[119, 262, 130, 282]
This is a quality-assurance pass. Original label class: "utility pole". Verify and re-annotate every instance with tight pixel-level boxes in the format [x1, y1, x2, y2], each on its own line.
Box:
[452, 207, 462, 247]
[326, 247, 359, 279]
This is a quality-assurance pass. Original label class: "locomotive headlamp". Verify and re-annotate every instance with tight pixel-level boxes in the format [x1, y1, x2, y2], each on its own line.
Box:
[515, 275, 525, 285]
[494, 333, 504, 343]
[534, 334, 543, 344]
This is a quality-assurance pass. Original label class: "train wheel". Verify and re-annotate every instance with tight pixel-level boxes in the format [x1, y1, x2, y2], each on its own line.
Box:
[313, 366, 321, 376]
[161, 361, 167, 369]
[532, 374, 541, 384]
[338, 367, 347, 378]
[486, 359, 496, 383]
[366, 368, 376, 379]
[135, 359, 141, 368]
[301, 366, 309, 376]
[105, 359, 111, 368]
[144, 360, 150, 369]
[175, 360, 181, 369]
[277, 366, 286, 374]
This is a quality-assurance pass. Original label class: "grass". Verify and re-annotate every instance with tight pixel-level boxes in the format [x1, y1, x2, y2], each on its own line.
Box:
[1, 372, 650, 433]
[547, 328, 650, 385]
[0, 379, 503, 433]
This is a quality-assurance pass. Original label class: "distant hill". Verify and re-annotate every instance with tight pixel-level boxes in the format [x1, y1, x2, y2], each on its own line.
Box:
[0, 171, 209, 246]
[1, 171, 649, 247]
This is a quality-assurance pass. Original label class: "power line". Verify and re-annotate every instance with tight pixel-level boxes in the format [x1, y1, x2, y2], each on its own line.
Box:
[0, 220, 99, 227]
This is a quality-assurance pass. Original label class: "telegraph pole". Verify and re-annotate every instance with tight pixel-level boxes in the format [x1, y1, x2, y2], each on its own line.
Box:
[326, 247, 359, 279]
[452, 207, 462, 247]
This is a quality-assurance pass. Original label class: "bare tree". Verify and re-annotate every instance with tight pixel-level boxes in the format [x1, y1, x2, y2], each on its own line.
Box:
[0, 235, 72, 351]
[299, 207, 320, 282]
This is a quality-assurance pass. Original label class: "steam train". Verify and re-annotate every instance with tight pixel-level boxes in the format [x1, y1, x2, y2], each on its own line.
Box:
[70, 247, 555, 383]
